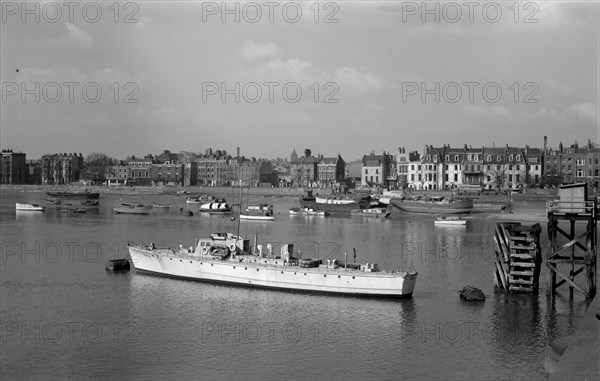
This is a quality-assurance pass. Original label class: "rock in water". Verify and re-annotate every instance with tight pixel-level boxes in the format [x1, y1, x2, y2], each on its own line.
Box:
[459, 286, 485, 301]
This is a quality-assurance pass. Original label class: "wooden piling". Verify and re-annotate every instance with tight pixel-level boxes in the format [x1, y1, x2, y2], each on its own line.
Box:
[546, 183, 597, 299]
[494, 222, 542, 293]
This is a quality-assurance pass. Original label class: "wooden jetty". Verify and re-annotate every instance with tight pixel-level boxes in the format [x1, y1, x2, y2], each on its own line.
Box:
[546, 183, 597, 299]
[494, 222, 543, 293]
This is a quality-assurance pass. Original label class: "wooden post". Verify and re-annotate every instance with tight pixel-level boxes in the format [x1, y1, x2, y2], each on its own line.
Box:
[546, 188, 597, 299]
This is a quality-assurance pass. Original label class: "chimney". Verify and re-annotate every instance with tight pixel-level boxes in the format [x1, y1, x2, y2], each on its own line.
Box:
[304, 149, 311, 158]
[544, 136, 548, 148]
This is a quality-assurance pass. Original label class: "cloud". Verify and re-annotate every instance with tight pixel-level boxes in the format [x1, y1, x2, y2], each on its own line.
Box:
[565, 103, 599, 122]
[533, 107, 563, 120]
[65, 23, 93, 48]
[241, 41, 280, 63]
[333, 66, 385, 92]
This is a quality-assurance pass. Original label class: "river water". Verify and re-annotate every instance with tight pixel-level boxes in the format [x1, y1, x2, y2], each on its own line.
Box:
[0, 190, 591, 380]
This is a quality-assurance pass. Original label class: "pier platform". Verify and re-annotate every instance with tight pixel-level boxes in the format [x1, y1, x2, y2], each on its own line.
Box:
[550, 296, 599, 381]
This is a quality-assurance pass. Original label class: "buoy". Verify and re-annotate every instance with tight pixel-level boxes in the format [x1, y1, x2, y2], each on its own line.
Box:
[105, 259, 130, 272]
[459, 286, 485, 301]
[188, 211, 193, 216]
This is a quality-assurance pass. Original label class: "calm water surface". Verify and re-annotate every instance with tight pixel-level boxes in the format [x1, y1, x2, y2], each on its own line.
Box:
[0, 191, 590, 380]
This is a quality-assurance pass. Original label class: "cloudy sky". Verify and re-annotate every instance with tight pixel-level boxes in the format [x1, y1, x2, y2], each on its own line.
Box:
[1, 1, 598, 160]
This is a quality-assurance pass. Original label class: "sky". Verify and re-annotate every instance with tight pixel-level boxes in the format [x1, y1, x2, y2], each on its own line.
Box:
[1, 1, 599, 161]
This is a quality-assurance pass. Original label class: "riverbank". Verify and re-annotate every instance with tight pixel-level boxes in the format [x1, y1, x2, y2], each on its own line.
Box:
[0, 184, 321, 197]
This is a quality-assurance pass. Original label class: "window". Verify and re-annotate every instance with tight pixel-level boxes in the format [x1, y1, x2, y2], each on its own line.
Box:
[487, 155, 492, 161]
[487, 165, 490, 170]
[516, 155, 521, 161]
[497, 155, 502, 161]
[433, 155, 438, 162]
[365, 169, 368, 174]
[467, 154, 472, 161]
[474, 154, 478, 161]
[454, 174, 457, 181]
[427, 155, 431, 161]
[509, 154, 513, 161]
[455, 155, 459, 161]
[445, 155, 449, 161]
[375, 169, 379, 174]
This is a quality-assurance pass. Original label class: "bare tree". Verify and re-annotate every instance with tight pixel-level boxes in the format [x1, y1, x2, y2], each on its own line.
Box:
[85, 152, 116, 184]
[490, 165, 507, 192]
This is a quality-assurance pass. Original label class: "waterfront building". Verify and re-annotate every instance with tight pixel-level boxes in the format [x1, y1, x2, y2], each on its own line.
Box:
[26, 159, 41, 184]
[316, 155, 345, 188]
[463, 146, 484, 188]
[1, 149, 27, 184]
[396, 148, 409, 189]
[361, 151, 395, 188]
[41, 153, 84, 184]
[290, 149, 319, 187]
[151, 162, 183, 186]
[419, 145, 444, 190]
[442, 146, 464, 189]
[196, 149, 230, 186]
[524, 146, 543, 186]
[346, 160, 362, 186]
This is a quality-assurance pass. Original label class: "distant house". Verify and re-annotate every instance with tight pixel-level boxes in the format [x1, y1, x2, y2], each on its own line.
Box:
[362, 151, 395, 188]
[317, 154, 345, 188]
[1, 150, 26, 184]
[292, 149, 319, 187]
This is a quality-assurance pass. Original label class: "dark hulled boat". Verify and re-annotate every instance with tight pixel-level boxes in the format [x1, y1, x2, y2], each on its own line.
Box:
[390, 196, 473, 214]
[298, 190, 376, 213]
[47, 191, 100, 199]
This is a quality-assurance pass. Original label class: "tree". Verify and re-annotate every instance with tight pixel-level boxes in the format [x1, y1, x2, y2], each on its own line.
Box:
[85, 152, 116, 184]
[490, 165, 507, 192]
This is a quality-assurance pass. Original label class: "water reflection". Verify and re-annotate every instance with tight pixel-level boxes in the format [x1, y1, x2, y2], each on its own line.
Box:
[0, 191, 591, 380]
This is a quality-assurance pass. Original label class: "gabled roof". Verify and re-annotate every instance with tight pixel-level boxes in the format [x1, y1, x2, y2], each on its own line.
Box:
[319, 157, 338, 165]
[299, 155, 319, 164]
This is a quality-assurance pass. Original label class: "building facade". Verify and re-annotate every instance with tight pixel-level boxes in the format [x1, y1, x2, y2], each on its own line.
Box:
[1, 150, 27, 184]
[41, 153, 84, 184]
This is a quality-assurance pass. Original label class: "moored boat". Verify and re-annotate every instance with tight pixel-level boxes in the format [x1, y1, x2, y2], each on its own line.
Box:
[153, 203, 170, 208]
[240, 204, 275, 221]
[350, 207, 390, 218]
[46, 191, 99, 199]
[16, 203, 45, 211]
[187, 195, 217, 204]
[79, 200, 100, 207]
[299, 190, 374, 213]
[199, 202, 233, 214]
[390, 196, 473, 214]
[127, 233, 418, 298]
[289, 207, 328, 216]
[377, 190, 405, 205]
[114, 203, 151, 214]
[434, 216, 467, 225]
